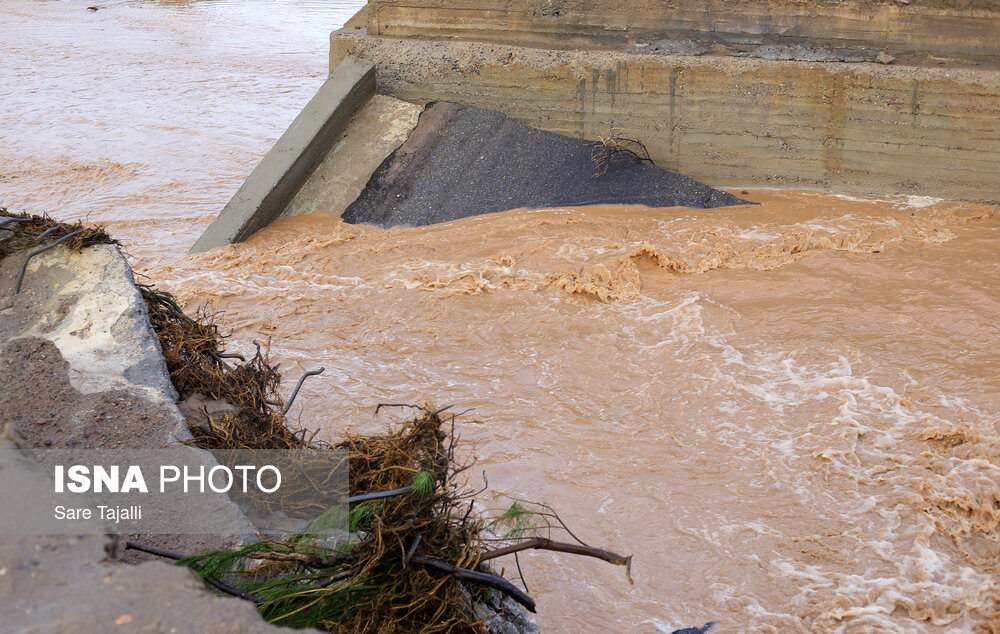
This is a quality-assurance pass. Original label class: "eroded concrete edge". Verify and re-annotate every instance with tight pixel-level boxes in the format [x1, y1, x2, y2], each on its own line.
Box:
[8, 244, 191, 444]
[281, 94, 422, 219]
[1, 244, 256, 527]
[190, 55, 376, 253]
[0, 244, 296, 630]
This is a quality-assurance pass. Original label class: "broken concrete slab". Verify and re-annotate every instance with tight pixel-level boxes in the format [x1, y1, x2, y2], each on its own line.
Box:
[342, 101, 747, 228]
[0, 244, 185, 439]
[0, 243, 258, 536]
[190, 55, 376, 253]
[0, 240, 303, 629]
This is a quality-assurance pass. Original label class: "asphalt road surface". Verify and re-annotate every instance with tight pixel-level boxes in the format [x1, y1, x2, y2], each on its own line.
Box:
[342, 101, 749, 227]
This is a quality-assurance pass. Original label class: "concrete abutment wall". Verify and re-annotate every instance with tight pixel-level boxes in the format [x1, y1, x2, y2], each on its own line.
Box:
[365, 0, 1000, 61]
[331, 27, 1000, 202]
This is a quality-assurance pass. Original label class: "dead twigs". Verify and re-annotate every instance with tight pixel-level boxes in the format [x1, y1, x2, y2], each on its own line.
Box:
[139, 285, 315, 450]
[590, 131, 655, 177]
[169, 407, 633, 632]
[0, 210, 118, 293]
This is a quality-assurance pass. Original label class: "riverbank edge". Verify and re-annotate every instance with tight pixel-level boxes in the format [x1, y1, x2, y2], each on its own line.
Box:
[0, 221, 541, 633]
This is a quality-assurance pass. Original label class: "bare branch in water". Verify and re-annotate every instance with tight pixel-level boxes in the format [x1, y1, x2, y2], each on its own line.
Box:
[411, 555, 537, 613]
[479, 537, 633, 583]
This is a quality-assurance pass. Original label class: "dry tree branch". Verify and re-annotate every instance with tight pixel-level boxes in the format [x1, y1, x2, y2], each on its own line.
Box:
[480, 537, 633, 583]
[410, 555, 537, 613]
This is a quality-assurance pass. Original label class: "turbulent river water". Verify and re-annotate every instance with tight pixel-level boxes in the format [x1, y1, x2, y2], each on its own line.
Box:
[3, 2, 999, 633]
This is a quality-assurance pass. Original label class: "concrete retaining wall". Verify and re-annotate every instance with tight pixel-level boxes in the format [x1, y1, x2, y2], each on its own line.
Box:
[332, 30, 1000, 202]
[367, 0, 1000, 61]
[191, 56, 376, 253]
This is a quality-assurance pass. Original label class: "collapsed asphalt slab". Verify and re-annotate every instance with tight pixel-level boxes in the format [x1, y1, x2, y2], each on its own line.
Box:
[342, 101, 749, 228]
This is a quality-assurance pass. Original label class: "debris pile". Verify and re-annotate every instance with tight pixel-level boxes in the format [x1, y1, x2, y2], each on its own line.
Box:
[140, 284, 313, 450]
[135, 245, 633, 632]
[0, 208, 117, 294]
[151, 403, 632, 632]
[2, 211, 633, 632]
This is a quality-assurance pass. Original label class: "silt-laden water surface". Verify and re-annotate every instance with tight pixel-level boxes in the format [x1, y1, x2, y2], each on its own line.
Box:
[3, 2, 998, 631]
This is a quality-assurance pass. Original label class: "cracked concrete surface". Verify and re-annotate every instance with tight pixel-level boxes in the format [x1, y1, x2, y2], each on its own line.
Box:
[0, 244, 304, 633]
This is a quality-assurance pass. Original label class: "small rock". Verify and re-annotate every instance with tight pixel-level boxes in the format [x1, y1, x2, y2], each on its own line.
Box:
[876, 52, 896, 64]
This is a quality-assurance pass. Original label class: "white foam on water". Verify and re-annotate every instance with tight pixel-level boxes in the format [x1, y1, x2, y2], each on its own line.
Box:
[832, 194, 886, 204]
[900, 195, 944, 209]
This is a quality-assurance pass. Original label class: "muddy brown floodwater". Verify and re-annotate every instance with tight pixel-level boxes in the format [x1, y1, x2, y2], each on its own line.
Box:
[4, 2, 1000, 633]
[2, 0, 364, 267]
[148, 193, 1000, 633]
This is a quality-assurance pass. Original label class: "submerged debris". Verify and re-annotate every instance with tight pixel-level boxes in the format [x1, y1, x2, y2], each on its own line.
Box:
[139, 271, 633, 631]
[2, 210, 633, 631]
[160, 406, 631, 632]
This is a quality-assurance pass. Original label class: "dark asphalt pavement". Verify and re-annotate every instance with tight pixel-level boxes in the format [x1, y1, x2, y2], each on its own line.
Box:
[342, 101, 749, 228]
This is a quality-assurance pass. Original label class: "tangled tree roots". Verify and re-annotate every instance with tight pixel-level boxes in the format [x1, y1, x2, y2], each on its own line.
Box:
[167, 406, 631, 632]
[0, 210, 118, 298]
[140, 284, 317, 449]
[0, 209, 117, 262]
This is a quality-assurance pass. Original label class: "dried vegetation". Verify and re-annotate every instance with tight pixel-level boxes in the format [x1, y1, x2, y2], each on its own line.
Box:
[589, 131, 655, 177]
